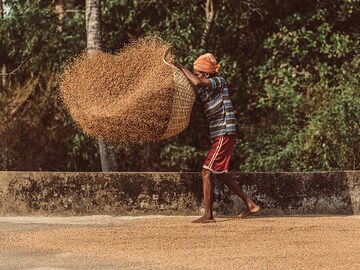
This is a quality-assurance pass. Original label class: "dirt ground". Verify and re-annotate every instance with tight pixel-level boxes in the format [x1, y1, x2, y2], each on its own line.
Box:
[1, 215, 360, 270]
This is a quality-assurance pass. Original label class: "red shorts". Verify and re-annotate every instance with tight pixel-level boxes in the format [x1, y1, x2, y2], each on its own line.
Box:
[203, 134, 236, 174]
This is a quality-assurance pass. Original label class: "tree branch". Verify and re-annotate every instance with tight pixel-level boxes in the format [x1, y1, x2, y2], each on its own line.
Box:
[0, 58, 29, 76]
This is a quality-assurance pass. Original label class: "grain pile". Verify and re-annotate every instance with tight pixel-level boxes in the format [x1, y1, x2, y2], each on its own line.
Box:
[59, 37, 179, 144]
[2, 216, 360, 269]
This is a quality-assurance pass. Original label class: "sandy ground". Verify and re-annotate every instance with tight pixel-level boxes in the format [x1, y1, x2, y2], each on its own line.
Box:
[0, 215, 360, 270]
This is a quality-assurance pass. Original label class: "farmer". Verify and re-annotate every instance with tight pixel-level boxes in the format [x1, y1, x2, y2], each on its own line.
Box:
[175, 53, 260, 223]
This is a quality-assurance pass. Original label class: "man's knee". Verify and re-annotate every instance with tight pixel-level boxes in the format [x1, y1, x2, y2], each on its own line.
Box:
[201, 168, 211, 180]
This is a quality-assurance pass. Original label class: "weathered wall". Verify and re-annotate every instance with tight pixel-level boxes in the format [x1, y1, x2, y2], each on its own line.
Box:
[0, 171, 359, 216]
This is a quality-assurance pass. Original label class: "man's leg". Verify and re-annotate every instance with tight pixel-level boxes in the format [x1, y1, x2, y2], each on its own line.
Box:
[215, 173, 260, 218]
[192, 168, 215, 223]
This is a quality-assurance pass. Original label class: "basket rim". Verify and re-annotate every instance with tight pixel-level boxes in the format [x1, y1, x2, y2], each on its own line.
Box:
[162, 48, 177, 68]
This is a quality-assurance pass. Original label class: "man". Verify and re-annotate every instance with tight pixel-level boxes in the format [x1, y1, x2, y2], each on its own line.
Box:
[175, 53, 260, 223]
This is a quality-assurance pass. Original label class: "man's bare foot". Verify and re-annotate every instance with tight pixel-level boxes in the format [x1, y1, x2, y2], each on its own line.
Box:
[238, 204, 261, 218]
[192, 215, 216, 223]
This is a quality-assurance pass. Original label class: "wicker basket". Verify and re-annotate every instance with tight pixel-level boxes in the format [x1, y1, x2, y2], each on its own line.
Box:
[160, 49, 196, 139]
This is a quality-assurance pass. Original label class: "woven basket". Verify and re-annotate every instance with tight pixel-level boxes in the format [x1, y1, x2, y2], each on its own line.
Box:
[160, 49, 196, 139]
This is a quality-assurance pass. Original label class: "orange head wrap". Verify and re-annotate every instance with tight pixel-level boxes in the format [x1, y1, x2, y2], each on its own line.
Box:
[193, 53, 220, 75]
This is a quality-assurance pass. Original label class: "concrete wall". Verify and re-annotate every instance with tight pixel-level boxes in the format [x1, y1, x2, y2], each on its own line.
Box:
[0, 171, 359, 216]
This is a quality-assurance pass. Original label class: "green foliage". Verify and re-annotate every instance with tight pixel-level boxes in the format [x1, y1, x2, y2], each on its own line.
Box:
[1, 0, 86, 77]
[298, 56, 360, 170]
[1, 0, 360, 171]
[239, 3, 360, 171]
[0, 0, 90, 171]
[160, 144, 206, 172]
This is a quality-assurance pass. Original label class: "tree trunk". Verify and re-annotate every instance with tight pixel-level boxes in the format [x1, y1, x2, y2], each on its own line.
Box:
[200, 0, 217, 48]
[54, 0, 65, 32]
[0, 0, 6, 89]
[86, 0, 102, 52]
[85, 0, 118, 171]
[1, 65, 6, 89]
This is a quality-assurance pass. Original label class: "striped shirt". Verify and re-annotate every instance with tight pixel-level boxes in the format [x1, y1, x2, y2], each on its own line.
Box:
[196, 77, 236, 139]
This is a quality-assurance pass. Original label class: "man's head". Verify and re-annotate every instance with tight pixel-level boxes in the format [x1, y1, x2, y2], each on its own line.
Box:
[194, 70, 211, 79]
[193, 53, 220, 78]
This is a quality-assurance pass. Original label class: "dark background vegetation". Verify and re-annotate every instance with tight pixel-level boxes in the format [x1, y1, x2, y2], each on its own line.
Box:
[1, 0, 359, 172]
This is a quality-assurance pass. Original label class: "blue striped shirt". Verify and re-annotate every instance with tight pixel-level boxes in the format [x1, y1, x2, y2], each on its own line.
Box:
[196, 77, 236, 139]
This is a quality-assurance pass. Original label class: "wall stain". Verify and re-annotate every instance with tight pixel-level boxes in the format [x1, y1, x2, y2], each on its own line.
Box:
[0, 171, 358, 216]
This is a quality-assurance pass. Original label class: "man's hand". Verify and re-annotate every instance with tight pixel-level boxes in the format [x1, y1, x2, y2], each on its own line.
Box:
[174, 62, 184, 69]
[173, 62, 211, 88]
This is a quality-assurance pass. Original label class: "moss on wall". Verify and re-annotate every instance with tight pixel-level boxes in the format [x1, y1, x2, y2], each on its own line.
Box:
[0, 171, 359, 216]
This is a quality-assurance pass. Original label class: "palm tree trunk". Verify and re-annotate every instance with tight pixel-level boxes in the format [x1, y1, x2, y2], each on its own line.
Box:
[0, 0, 6, 89]
[85, 0, 118, 171]
[200, 0, 217, 48]
[54, 0, 65, 32]
[86, 0, 101, 52]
